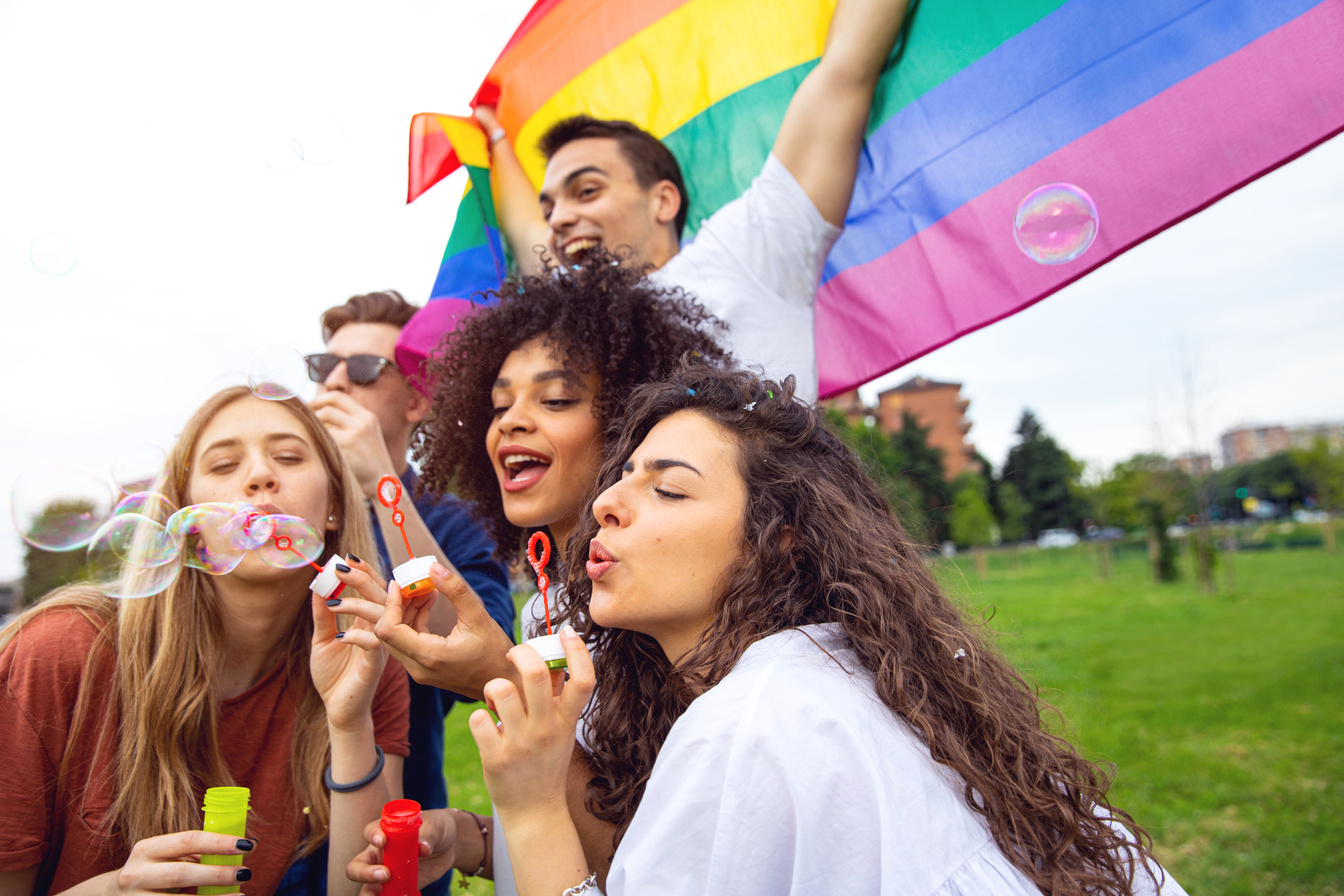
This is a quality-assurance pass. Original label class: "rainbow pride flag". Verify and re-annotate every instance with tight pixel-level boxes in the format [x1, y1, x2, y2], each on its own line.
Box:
[398, 0, 1344, 396]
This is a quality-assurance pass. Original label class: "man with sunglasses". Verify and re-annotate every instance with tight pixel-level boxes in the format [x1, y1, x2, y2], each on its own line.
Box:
[310, 290, 513, 896]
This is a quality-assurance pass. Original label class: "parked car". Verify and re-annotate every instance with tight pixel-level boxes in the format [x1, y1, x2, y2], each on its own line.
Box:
[1037, 528, 1079, 549]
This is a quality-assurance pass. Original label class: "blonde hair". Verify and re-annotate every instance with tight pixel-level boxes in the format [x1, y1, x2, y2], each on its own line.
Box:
[0, 387, 377, 858]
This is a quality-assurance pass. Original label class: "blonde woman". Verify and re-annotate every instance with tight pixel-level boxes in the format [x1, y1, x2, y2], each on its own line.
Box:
[0, 387, 409, 896]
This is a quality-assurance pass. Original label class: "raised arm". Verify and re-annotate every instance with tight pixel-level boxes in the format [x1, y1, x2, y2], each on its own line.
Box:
[772, 0, 910, 226]
[474, 106, 552, 276]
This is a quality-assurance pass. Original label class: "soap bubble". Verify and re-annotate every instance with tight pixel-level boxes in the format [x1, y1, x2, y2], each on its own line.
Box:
[87, 514, 183, 598]
[111, 444, 168, 494]
[262, 134, 304, 175]
[11, 465, 115, 551]
[221, 503, 275, 551]
[89, 512, 181, 569]
[248, 346, 308, 400]
[291, 113, 344, 166]
[257, 515, 325, 568]
[30, 234, 77, 276]
[167, 502, 246, 574]
[114, 491, 177, 525]
[1013, 183, 1098, 265]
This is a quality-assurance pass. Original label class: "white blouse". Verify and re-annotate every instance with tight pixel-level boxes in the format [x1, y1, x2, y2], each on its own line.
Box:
[604, 625, 1186, 896]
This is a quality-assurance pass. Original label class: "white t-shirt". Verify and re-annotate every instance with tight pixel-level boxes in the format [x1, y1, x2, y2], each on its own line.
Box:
[604, 624, 1186, 896]
[653, 154, 841, 403]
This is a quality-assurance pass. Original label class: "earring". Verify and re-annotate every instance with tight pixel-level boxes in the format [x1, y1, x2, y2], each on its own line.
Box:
[328, 515, 336, 523]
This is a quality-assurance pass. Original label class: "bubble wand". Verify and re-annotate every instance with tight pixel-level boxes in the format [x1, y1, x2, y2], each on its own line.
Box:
[523, 531, 567, 671]
[376, 474, 439, 600]
[527, 531, 553, 635]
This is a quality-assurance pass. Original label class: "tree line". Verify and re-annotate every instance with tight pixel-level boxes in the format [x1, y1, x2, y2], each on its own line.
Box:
[826, 407, 1344, 551]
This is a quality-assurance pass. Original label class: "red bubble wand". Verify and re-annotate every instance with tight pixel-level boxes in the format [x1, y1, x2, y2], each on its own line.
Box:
[377, 475, 416, 559]
[527, 531, 552, 635]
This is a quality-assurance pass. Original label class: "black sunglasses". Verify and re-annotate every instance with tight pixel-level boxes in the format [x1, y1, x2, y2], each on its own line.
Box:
[304, 353, 401, 386]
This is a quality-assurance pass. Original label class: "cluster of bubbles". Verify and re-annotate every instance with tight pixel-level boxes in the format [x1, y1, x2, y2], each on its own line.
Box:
[12, 462, 324, 600]
[1013, 182, 1099, 265]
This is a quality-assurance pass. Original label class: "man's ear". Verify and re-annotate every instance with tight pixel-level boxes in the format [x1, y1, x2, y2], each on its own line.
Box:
[651, 179, 682, 227]
[405, 386, 431, 425]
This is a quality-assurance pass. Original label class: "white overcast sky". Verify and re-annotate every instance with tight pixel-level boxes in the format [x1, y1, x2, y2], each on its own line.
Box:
[2, 0, 1342, 581]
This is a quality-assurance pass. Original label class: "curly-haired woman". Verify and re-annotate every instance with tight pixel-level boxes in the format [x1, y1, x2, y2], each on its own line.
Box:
[469, 364, 1188, 896]
[340, 254, 730, 887]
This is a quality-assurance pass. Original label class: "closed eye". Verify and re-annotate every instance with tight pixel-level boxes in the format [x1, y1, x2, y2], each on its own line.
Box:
[654, 487, 686, 500]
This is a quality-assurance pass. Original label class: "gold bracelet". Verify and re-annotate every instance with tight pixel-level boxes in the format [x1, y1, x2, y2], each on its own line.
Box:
[456, 810, 490, 887]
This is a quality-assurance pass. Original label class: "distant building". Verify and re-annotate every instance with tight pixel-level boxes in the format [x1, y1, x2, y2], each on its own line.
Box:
[1291, 421, 1344, 453]
[822, 388, 870, 427]
[1219, 425, 1291, 467]
[1174, 452, 1213, 475]
[876, 376, 981, 480]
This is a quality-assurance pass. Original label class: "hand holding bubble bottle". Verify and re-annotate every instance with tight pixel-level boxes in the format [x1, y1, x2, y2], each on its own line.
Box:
[198, 787, 250, 895]
[378, 800, 423, 896]
[377, 475, 440, 600]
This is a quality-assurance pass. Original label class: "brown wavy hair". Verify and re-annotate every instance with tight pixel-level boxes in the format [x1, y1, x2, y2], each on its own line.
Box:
[0, 387, 377, 860]
[559, 364, 1163, 895]
[415, 252, 729, 560]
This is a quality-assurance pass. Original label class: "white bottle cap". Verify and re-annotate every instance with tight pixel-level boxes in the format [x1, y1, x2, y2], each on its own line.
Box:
[310, 556, 345, 599]
[526, 633, 568, 669]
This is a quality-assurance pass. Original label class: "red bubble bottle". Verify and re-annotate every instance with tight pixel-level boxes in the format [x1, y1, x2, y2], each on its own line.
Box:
[380, 799, 422, 896]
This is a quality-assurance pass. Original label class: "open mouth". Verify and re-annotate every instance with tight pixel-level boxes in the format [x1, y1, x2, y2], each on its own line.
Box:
[563, 237, 600, 259]
[500, 452, 552, 486]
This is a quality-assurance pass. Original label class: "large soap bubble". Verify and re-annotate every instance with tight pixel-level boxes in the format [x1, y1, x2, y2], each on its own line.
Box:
[111, 444, 168, 494]
[167, 503, 246, 575]
[1013, 183, 1098, 265]
[257, 515, 325, 568]
[30, 234, 77, 276]
[248, 346, 309, 400]
[86, 517, 183, 598]
[221, 503, 276, 551]
[11, 465, 115, 551]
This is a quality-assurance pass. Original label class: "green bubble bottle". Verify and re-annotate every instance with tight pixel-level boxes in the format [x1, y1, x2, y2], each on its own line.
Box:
[198, 786, 250, 895]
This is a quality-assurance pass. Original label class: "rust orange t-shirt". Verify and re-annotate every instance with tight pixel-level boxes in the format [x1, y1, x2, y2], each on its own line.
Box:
[0, 608, 411, 896]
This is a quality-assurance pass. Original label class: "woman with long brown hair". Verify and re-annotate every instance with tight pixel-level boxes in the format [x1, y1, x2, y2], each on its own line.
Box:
[470, 364, 1187, 896]
[0, 387, 410, 896]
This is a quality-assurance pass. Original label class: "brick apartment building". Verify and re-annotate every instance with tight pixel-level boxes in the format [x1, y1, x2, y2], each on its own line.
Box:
[1219, 425, 1291, 467]
[876, 377, 980, 479]
[824, 377, 981, 481]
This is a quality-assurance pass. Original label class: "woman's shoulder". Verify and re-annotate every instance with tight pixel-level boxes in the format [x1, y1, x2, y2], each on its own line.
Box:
[1, 600, 113, 673]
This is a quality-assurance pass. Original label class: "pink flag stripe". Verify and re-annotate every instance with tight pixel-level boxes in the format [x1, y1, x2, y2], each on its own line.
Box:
[816, 0, 1344, 397]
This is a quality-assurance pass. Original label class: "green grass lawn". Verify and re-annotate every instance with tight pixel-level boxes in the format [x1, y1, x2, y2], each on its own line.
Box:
[440, 543, 1343, 894]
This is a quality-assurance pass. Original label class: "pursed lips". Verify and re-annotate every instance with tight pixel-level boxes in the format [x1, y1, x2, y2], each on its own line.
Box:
[586, 539, 617, 582]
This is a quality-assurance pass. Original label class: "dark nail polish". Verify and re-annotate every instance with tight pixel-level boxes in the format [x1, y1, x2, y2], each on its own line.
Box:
[236, 839, 255, 851]
[335, 632, 345, 640]
[236, 868, 252, 882]
[326, 599, 342, 607]
[346, 553, 362, 564]
[335, 563, 352, 573]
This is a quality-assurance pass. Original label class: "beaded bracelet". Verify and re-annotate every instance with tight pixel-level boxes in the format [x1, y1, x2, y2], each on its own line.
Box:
[456, 810, 490, 888]
[324, 745, 385, 793]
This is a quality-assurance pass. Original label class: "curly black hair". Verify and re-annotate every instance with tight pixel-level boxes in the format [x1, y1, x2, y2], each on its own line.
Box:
[414, 251, 731, 560]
